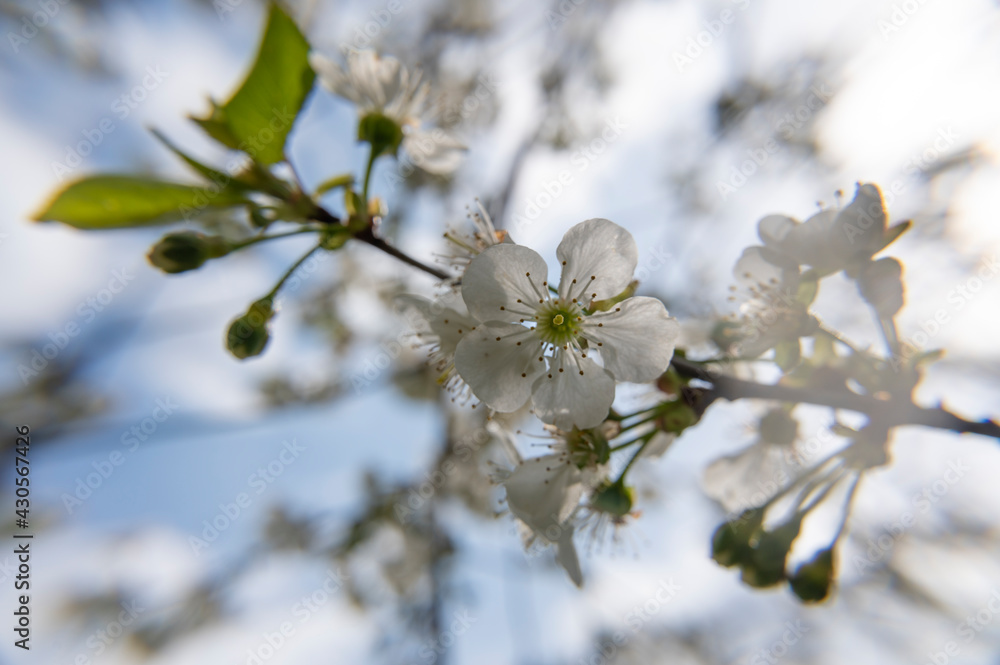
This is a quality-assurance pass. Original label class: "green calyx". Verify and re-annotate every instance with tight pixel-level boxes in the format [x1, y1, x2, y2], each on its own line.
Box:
[534, 300, 582, 346]
[358, 112, 404, 159]
[591, 478, 634, 517]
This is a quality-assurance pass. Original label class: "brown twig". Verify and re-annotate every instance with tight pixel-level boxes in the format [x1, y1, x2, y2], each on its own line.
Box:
[670, 356, 1000, 440]
[308, 206, 451, 281]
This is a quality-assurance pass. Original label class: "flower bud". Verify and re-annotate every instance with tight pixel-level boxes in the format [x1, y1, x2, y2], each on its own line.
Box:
[741, 514, 804, 588]
[657, 400, 699, 433]
[711, 508, 763, 567]
[148, 231, 230, 274]
[789, 547, 834, 603]
[655, 367, 686, 397]
[226, 298, 274, 360]
[857, 257, 904, 316]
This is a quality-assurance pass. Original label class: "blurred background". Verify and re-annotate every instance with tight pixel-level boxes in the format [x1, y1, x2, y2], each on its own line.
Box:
[2, 0, 1000, 662]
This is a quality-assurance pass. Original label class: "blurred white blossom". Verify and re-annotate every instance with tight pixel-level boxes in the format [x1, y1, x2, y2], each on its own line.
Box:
[310, 48, 465, 174]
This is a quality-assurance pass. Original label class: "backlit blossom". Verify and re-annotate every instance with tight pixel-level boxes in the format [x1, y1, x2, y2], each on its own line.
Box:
[703, 409, 801, 513]
[310, 49, 465, 174]
[454, 219, 680, 430]
[397, 292, 479, 400]
[749, 183, 906, 277]
[496, 426, 609, 586]
[438, 199, 511, 281]
[729, 245, 814, 357]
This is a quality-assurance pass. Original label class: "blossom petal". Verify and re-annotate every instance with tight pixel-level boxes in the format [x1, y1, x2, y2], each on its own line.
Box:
[857, 257, 903, 316]
[461, 244, 550, 323]
[397, 293, 477, 357]
[309, 53, 360, 104]
[640, 431, 676, 459]
[403, 129, 467, 175]
[531, 352, 615, 430]
[758, 214, 799, 250]
[555, 527, 583, 587]
[581, 297, 679, 383]
[557, 219, 637, 302]
[503, 454, 582, 536]
[455, 322, 545, 412]
[786, 209, 844, 273]
[835, 182, 887, 255]
[702, 442, 793, 513]
[351, 49, 400, 109]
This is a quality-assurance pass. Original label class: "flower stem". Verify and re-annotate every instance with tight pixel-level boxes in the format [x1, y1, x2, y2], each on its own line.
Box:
[362, 146, 377, 205]
[229, 227, 324, 252]
[264, 243, 324, 301]
[353, 227, 452, 281]
[877, 315, 901, 359]
[608, 436, 648, 452]
[615, 431, 656, 482]
[816, 325, 863, 355]
[831, 473, 861, 542]
[617, 411, 661, 433]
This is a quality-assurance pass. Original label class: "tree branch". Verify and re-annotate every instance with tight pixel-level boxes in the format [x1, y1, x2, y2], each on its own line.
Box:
[670, 357, 1000, 440]
[354, 228, 452, 281]
[308, 206, 452, 281]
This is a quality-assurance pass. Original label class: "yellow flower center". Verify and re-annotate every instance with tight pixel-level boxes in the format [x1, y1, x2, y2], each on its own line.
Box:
[535, 301, 582, 345]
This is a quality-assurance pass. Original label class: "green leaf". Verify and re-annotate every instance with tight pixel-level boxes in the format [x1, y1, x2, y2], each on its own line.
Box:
[320, 227, 351, 251]
[33, 176, 250, 229]
[314, 173, 356, 196]
[191, 101, 242, 149]
[191, 3, 315, 165]
[150, 129, 250, 190]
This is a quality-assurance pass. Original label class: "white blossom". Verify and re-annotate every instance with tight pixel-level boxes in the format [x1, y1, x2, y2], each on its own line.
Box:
[497, 426, 608, 586]
[397, 292, 479, 399]
[703, 409, 801, 513]
[730, 245, 812, 357]
[310, 49, 465, 174]
[455, 219, 680, 430]
[438, 199, 511, 280]
[750, 183, 897, 276]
